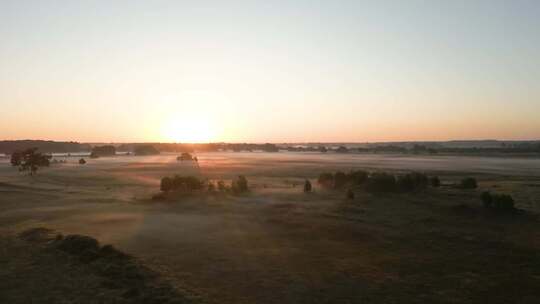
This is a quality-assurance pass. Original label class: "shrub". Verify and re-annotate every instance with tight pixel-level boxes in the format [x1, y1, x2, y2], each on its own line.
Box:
[481, 191, 492, 208]
[481, 191, 515, 212]
[317, 172, 334, 188]
[207, 182, 216, 192]
[365, 172, 397, 193]
[303, 180, 312, 193]
[217, 180, 226, 192]
[333, 171, 348, 189]
[177, 152, 193, 161]
[347, 170, 368, 185]
[397, 172, 428, 192]
[232, 175, 249, 194]
[79, 158, 86, 165]
[346, 189, 355, 200]
[160, 175, 203, 192]
[430, 176, 441, 187]
[460, 177, 478, 189]
[160, 177, 173, 192]
[493, 194, 515, 211]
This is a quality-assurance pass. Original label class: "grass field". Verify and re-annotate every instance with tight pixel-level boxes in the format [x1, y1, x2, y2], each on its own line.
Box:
[1, 152, 540, 303]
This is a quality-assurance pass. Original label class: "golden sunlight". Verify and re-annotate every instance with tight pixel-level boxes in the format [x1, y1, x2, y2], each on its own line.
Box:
[162, 117, 216, 143]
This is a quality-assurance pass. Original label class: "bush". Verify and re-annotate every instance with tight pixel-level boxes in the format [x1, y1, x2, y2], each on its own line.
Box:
[303, 180, 312, 193]
[177, 152, 193, 161]
[317, 172, 334, 187]
[346, 189, 355, 200]
[217, 180, 226, 192]
[160, 175, 203, 192]
[481, 191, 492, 208]
[160, 177, 173, 192]
[232, 175, 249, 194]
[207, 182, 216, 192]
[347, 170, 368, 185]
[430, 176, 441, 187]
[396, 172, 428, 192]
[333, 171, 348, 189]
[460, 177, 478, 189]
[365, 172, 397, 193]
[481, 191, 515, 212]
[79, 158, 86, 165]
[493, 194, 515, 211]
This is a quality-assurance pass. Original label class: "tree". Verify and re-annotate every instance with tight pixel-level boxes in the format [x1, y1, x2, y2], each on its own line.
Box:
[303, 180, 312, 193]
[10, 148, 52, 175]
[79, 158, 87, 165]
[346, 189, 355, 200]
[236, 175, 249, 193]
[160, 177, 173, 192]
[481, 191, 492, 208]
[333, 171, 348, 188]
[430, 176, 441, 187]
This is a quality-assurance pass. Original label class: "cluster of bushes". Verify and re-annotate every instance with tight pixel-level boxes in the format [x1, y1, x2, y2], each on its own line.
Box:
[158, 175, 249, 197]
[317, 170, 369, 189]
[160, 175, 204, 192]
[317, 170, 437, 193]
[481, 191, 515, 211]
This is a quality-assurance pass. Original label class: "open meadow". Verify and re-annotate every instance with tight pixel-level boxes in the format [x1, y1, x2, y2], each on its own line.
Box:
[1, 152, 540, 304]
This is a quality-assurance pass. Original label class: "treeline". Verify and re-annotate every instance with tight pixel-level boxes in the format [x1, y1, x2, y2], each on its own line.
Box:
[117, 143, 280, 153]
[317, 170, 440, 193]
[0, 140, 91, 154]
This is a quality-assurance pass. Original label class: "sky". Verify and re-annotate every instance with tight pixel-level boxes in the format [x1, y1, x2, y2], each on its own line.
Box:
[1, 0, 539, 143]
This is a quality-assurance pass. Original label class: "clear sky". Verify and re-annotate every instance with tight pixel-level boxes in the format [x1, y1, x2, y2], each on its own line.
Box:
[1, 0, 539, 143]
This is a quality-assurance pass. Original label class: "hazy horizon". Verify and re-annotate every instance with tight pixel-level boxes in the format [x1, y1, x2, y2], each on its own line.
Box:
[2, 0, 539, 142]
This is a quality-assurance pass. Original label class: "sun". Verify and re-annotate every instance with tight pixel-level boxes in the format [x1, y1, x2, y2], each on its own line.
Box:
[162, 117, 216, 143]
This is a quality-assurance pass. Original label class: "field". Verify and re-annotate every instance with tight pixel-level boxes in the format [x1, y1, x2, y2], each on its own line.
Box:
[1, 152, 540, 303]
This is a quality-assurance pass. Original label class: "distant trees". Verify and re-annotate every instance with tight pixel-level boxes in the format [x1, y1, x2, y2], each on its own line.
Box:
[261, 143, 279, 152]
[335, 146, 348, 153]
[10, 148, 52, 175]
[134, 145, 160, 156]
[316, 170, 434, 193]
[90, 145, 116, 158]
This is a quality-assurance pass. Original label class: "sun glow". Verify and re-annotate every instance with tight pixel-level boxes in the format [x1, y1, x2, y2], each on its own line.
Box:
[162, 117, 216, 143]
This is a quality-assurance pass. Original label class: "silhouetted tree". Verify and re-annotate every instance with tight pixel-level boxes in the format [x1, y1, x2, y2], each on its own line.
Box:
[160, 177, 173, 192]
[207, 182, 216, 192]
[481, 191, 492, 208]
[333, 171, 348, 188]
[365, 172, 397, 193]
[10, 148, 52, 175]
[303, 180, 312, 193]
[430, 176, 441, 187]
[217, 180, 226, 192]
[346, 188, 355, 200]
[317, 172, 334, 188]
